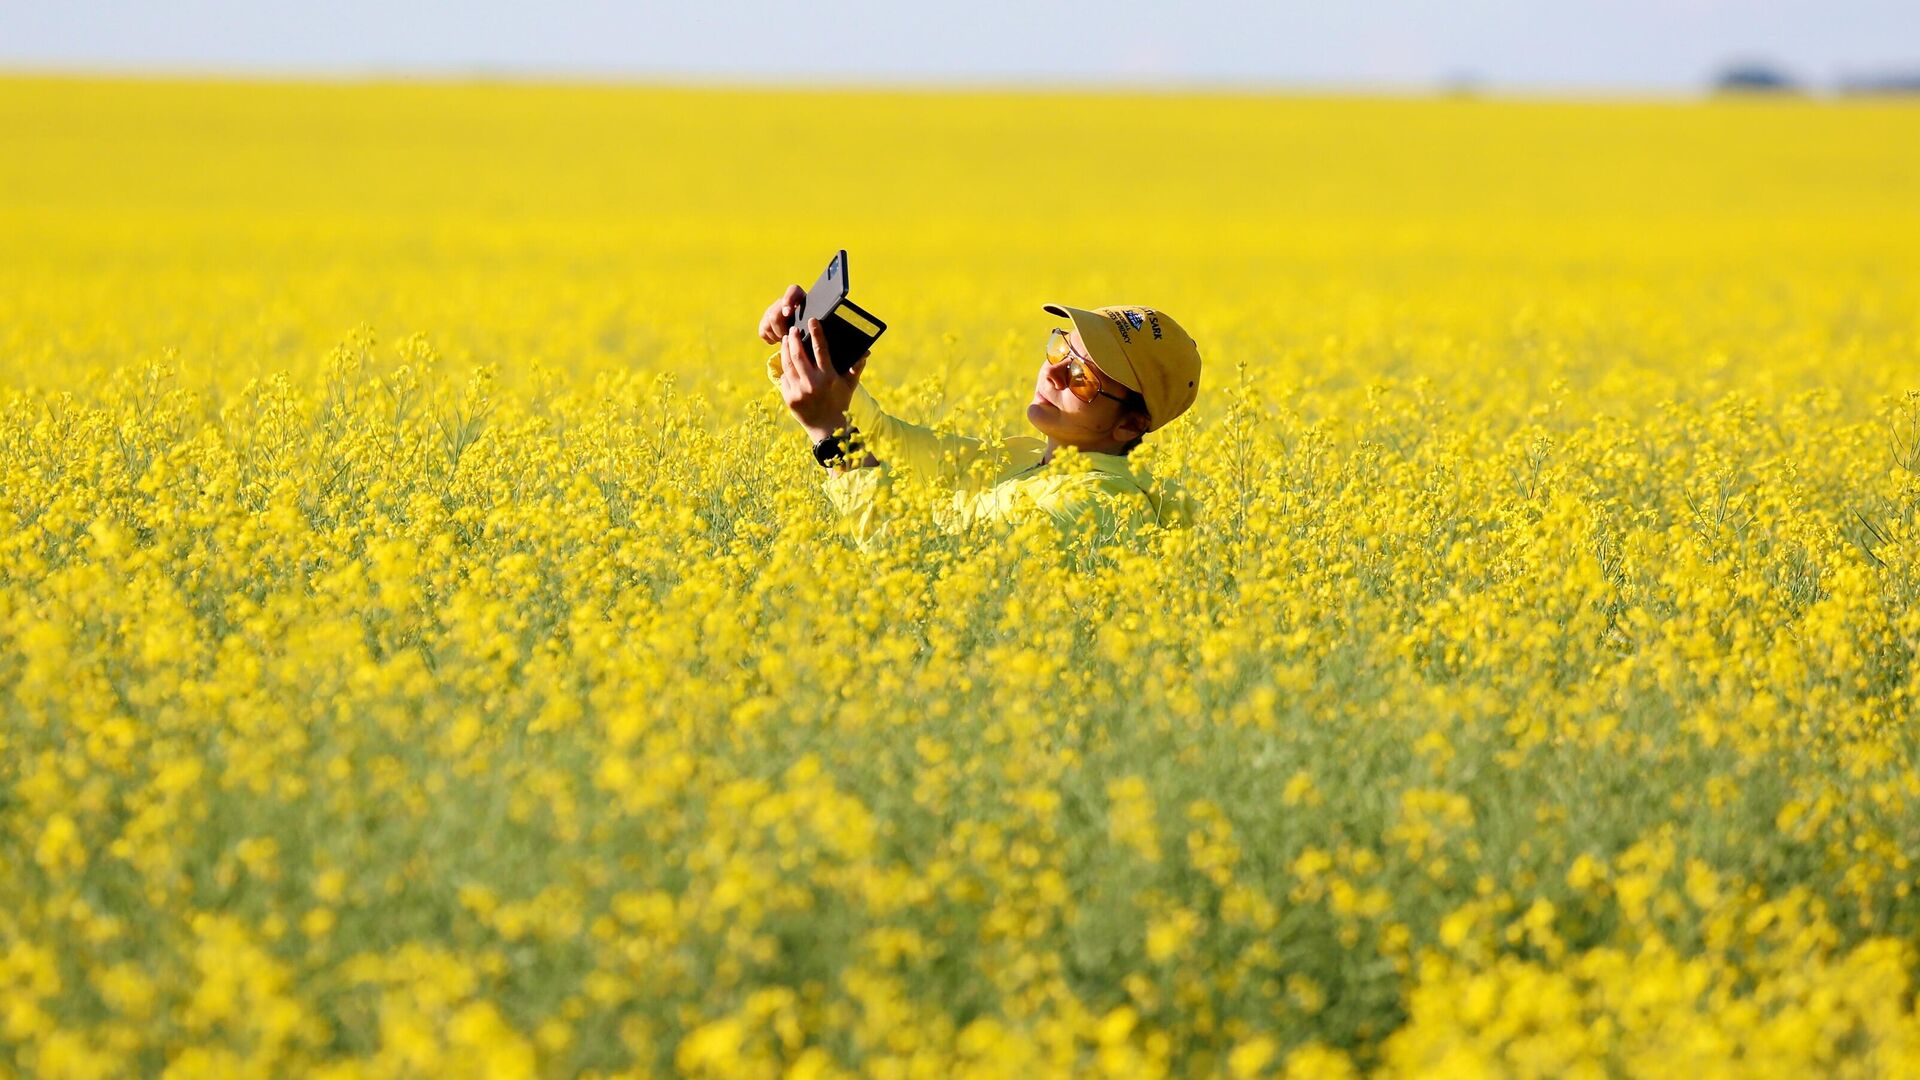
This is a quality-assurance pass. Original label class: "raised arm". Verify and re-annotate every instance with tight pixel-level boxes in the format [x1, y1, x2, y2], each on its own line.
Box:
[762, 305, 1003, 487]
[842, 385, 1002, 486]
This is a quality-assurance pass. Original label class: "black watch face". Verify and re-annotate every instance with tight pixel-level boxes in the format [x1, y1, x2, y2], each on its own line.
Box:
[813, 429, 859, 466]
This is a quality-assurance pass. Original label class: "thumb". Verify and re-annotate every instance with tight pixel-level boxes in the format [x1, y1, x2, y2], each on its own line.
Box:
[846, 351, 869, 387]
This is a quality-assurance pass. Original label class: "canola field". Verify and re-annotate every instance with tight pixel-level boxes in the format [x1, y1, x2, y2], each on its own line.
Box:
[3, 77, 1920, 1077]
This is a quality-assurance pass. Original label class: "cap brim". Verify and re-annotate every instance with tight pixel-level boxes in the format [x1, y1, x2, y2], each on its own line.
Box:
[1041, 303, 1144, 394]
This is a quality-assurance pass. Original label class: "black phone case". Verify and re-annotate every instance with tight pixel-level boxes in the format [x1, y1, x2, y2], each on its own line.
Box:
[811, 300, 885, 376]
[799, 250, 887, 375]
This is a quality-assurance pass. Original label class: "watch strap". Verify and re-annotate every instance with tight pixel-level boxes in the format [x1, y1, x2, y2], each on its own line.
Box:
[813, 426, 864, 468]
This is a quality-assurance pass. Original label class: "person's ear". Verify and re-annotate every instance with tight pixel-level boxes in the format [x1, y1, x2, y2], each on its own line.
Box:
[1113, 408, 1150, 444]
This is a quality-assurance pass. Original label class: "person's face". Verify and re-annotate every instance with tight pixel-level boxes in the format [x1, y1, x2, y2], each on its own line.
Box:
[1027, 328, 1145, 449]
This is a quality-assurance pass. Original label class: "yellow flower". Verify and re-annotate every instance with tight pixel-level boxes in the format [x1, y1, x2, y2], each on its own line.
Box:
[34, 814, 86, 876]
[1227, 1034, 1277, 1078]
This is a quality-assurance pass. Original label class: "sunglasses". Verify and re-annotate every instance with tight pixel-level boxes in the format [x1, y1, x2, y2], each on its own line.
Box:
[1047, 328, 1130, 406]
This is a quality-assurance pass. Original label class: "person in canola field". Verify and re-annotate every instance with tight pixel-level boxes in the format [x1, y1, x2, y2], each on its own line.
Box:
[758, 285, 1204, 547]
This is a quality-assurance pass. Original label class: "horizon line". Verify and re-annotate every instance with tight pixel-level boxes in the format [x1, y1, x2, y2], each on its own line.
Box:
[3, 65, 1908, 102]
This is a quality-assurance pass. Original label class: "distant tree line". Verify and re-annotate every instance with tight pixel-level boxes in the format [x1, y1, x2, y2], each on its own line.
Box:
[1714, 60, 1920, 94]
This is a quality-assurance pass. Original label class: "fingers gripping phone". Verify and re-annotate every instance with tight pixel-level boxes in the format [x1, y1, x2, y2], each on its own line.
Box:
[797, 250, 887, 376]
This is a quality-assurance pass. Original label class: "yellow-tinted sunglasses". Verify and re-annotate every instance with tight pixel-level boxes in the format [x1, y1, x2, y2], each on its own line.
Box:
[1047, 328, 1130, 405]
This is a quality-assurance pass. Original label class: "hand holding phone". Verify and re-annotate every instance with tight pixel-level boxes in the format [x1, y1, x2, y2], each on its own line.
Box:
[794, 250, 887, 376]
[778, 316, 868, 440]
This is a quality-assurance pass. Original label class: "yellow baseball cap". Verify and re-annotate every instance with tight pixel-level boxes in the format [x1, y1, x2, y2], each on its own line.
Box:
[1043, 303, 1201, 432]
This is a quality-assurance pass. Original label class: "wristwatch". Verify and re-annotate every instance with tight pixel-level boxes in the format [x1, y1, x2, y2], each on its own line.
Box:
[812, 426, 864, 469]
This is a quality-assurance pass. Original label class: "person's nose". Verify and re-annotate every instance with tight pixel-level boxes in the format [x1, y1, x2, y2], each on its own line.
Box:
[1042, 359, 1072, 389]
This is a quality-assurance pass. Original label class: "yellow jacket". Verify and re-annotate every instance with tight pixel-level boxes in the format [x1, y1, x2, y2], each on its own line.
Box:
[815, 383, 1201, 548]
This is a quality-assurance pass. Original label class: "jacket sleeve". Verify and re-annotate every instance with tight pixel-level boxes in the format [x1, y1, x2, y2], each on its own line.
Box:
[820, 462, 895, 550]
[767, 345, 1010, 488]
[846, 386, 1011, 490]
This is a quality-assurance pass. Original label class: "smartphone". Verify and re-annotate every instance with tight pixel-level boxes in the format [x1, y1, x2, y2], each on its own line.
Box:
[796, 250, 887, 376]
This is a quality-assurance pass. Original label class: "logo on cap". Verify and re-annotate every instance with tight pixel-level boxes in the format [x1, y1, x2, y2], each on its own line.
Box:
[1123, 310, 1145, 330]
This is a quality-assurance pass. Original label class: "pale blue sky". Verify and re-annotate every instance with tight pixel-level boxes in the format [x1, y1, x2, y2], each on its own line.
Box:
[2, 0, 1916, 91]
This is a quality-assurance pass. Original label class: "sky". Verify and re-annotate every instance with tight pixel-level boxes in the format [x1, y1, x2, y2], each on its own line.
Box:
[2, 0, 1917, 92]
